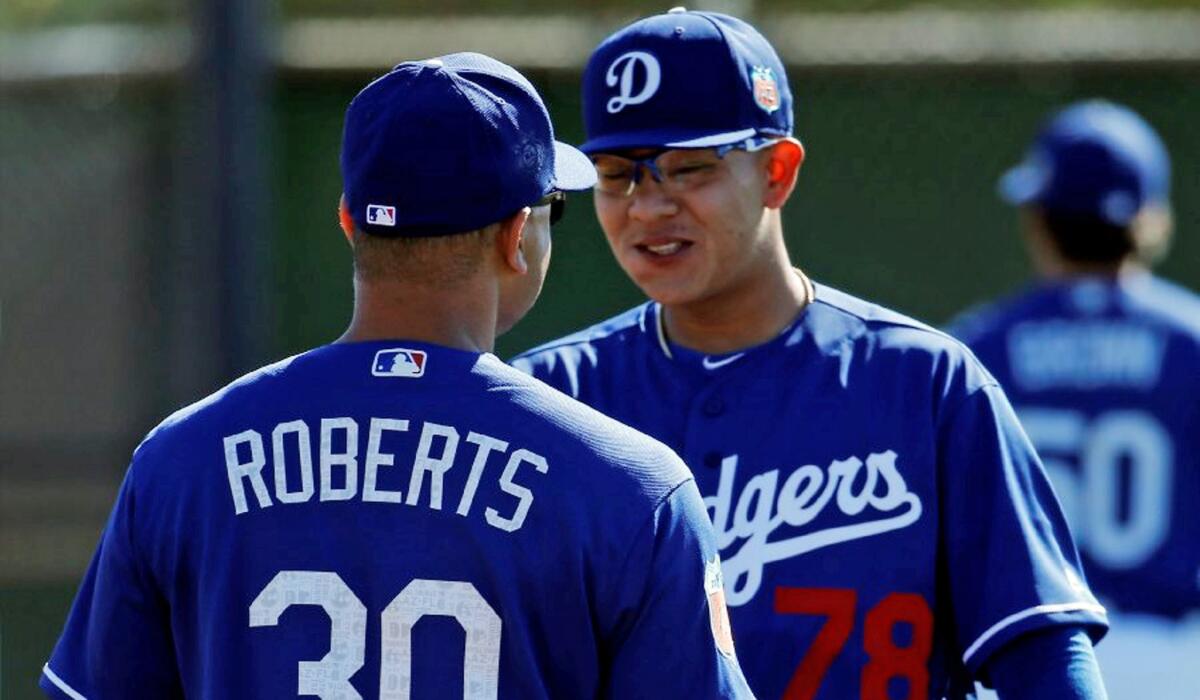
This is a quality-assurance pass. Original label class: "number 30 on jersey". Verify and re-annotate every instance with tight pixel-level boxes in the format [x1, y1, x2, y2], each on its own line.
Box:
[250, 571, 501, 700]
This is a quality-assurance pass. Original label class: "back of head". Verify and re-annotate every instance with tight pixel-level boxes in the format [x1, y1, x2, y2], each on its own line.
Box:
[342, 52, 594, 238]
[999, 100, 1172, 266]
[580, 8, 794, 153]
[339, 53, 595, 284]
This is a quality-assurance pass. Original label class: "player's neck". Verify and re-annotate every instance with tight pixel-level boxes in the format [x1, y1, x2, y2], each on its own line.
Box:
[339, 277, 499, 353]
[661, 259, 810, 356]
[1038, 256, 1142, 280]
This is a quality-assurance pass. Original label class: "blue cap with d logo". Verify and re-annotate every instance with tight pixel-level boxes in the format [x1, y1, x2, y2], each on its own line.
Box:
[999, 100, 1170, 227]
[341, 52, 595, 237]
[580, 8, 793, 154]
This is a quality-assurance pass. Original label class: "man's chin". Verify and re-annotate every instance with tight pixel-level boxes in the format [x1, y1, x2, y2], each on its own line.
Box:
[616, 262, 704, 307]
[639, 284, 703, 308]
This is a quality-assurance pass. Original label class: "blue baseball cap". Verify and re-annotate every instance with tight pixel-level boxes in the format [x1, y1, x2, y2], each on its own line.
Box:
[580, 8, 793, 154]
[340, 52, 595, 237]
[999, 100, 1170, 227]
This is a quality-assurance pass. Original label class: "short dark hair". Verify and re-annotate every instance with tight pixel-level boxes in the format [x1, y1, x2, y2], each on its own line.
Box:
[1038, 209, 1136, 264]
[351, 226, 493, 287]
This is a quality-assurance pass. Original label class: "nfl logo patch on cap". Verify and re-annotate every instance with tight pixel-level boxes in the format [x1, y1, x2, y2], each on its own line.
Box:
[751, 66, 779, 113]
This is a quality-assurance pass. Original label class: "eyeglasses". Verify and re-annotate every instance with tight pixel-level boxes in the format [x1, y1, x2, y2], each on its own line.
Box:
[533, 190, 566, 226]
[591, 143, 752, 197]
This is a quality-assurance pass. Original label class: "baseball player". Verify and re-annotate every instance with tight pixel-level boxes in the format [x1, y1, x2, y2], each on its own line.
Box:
[512, 10, 1109, 699]
[40, 53, 754, 700]
[949, 100, 1200, 699]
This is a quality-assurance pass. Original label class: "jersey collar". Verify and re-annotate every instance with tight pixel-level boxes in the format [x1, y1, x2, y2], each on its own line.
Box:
[652, 268, 816, 364]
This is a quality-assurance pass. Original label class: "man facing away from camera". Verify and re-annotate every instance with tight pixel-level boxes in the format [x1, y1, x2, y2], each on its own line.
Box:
[513, 8, 1109, 700]
[950, 99, 1200, 700]
[40, 52, 754, 700]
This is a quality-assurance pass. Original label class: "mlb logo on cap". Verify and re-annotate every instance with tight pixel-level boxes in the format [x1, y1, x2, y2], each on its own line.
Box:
[367, 204, 397, 227]
[372, 348, 427, 378]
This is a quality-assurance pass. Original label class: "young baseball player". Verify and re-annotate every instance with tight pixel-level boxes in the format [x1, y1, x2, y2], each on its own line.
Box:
[949, 100, 1200, 699]
[40, 53, 754, 700]
[512, 10, 1109, 700]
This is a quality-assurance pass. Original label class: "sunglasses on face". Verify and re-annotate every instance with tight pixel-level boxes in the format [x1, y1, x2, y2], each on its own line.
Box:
[591, 148, 733, 197]
[533, 190, 566, 226]
[591, 139, 785, 197]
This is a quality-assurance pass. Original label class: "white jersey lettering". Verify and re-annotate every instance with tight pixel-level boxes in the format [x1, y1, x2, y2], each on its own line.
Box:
[221, 418, 548, 533]
[704, 450, 922, 606]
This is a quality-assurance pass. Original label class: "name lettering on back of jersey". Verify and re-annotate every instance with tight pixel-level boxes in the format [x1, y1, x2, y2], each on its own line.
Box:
[372, 348, 427, 378]
[704, 450, 922, 606]
[222, 418, 547, 533]
[1008, 321, 1164, 390]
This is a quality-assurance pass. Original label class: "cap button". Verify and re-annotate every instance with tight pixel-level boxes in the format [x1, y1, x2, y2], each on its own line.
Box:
[424, 59, 444, 67]
[668, 6, 688, 13]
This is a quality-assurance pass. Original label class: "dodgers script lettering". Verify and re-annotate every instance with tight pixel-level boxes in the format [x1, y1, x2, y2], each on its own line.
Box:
[705, 450, 923, 606]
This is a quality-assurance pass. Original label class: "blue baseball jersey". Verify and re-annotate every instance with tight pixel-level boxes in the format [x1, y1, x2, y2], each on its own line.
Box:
[42, 341, 753, 700]
[512, 283, 1107, 700]
[949, 274, 1200, 620]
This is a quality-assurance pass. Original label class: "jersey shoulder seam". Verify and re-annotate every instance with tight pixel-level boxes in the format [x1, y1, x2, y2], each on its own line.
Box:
[606, 476, 699, 606]
[940, 379, 1002, 424]
[812, 286, 958, 339]
[811, 291, 982, 360]
[511, 305, 649, 358]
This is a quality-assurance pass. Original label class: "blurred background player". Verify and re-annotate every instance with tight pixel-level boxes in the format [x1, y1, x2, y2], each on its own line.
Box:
[39, 52, 754, 700]
[949, 100, 1200, 699]
[512, 9, 1109, 700]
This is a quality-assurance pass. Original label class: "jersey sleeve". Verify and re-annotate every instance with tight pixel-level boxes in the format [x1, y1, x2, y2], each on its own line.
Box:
[598, 478, 756, 699]
[938, 382, 1108, 674]
[40, 467, 182, 700]
[983, 626, 1106, 699]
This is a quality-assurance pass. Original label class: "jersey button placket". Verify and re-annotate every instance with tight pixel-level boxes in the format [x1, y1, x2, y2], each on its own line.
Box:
[683, 384, 733, 489]
[702, 396, 725, 417]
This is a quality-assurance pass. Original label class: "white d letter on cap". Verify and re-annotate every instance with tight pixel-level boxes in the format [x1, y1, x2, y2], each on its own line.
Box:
[606, 51, 661, 114]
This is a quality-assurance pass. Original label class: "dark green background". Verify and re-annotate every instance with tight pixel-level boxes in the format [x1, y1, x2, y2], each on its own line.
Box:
[6, 65, 1198, 700]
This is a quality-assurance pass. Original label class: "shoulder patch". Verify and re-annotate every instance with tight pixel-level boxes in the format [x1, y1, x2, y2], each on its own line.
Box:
[705, 554, 736, 658]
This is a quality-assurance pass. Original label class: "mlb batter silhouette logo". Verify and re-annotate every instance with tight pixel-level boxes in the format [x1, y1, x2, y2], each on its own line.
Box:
[372, 348, 427, 377]
[367, 204, 396, 227]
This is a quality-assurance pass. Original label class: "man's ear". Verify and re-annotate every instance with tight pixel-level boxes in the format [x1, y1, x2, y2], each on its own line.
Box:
[338, 195, 355, 243]
[1133, 203, 1173, 265]
[763, 138, 805, 210]
[495, 207, 532, 275]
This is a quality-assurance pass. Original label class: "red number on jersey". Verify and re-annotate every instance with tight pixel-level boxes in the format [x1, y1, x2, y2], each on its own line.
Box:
[775, 587, 857, 700]
[776, 587, 934, 700]
[861, 592, 933, 700]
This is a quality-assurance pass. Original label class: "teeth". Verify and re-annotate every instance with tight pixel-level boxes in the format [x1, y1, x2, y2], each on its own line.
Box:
[646, 242, 683, 255]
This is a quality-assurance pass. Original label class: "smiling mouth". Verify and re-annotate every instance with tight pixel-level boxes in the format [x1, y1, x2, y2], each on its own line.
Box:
[637, 241, 692, 256]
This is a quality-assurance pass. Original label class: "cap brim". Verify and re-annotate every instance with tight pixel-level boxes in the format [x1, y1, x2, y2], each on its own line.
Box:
[579, 128, 760, 155]
[553, 141, 598, 191]
[997, 162, 1046, 206]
